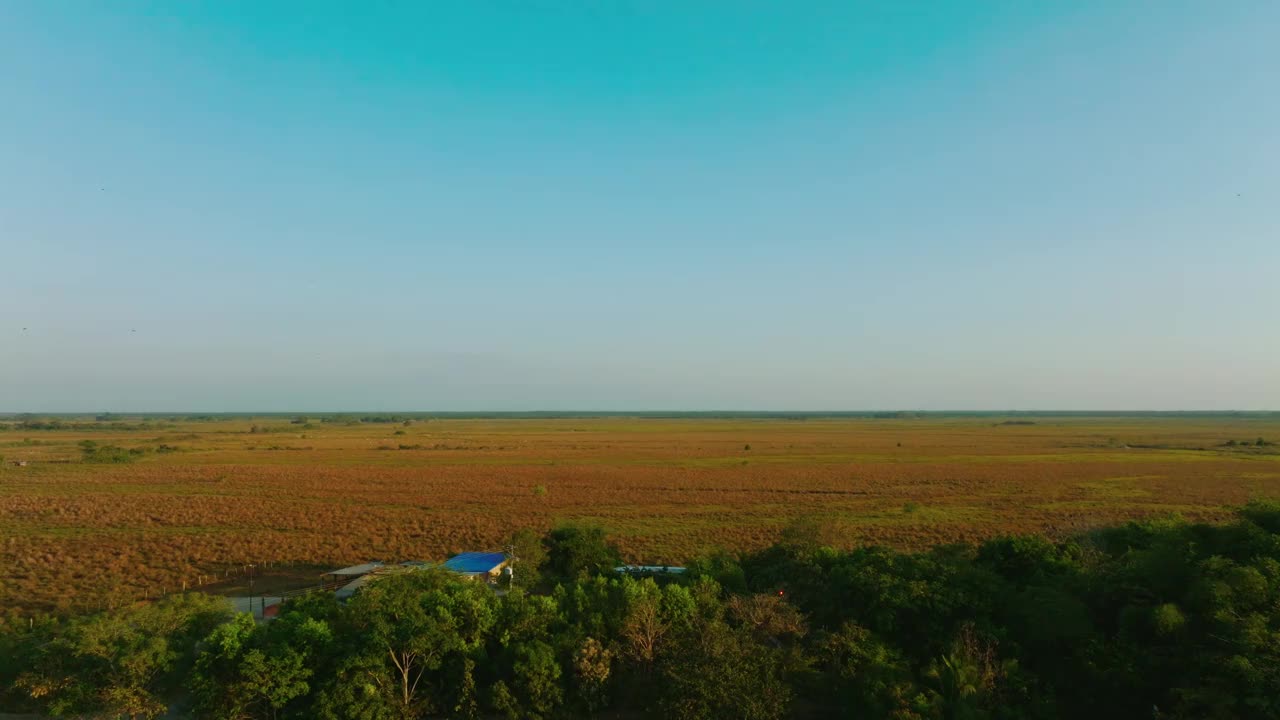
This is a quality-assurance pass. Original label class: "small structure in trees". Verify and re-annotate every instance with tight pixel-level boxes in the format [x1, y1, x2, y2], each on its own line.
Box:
[323, 562, 385, 600]
[443, 552, 510, 583]
[614, 565, 687, 576]
[324, 554, 512, 601]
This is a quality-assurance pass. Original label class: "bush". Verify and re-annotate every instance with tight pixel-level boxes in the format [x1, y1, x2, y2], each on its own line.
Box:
[544, 525, 622, 583]
[8, 508, 1280, 719]
[79, 441, 144, 464]
[1241, 500, 1280, 534]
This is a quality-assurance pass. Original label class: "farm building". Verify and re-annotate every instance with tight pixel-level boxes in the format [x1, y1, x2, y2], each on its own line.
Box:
[322, 553, 511, 601]
[323, 562, 387, 600]
[442, 552, 510, 582]
[322, 562, 384, 584]
[331, 563, 431, 599]
[615, 565, 686, 576]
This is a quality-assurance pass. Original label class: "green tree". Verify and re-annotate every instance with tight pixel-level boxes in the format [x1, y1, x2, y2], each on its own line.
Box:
[620, 577, 669, 669]
[491, 640, 563, 720]
[341, 570, 496, 716]
[777, 515, 830, 556]
[508, 527, 548, 589]
[313, 652, 398, 720]
[818, 622, 928, 720]
[922, 624, 1018, 720]
[572, 636, 614, 713]
[191, 613, 313, 719]
[544, 525, 622, 583]
[686, 549, 748, 594]
[660, 619, 792, 720]
[555, 575, 628, 644]
[15, 593, 230, 719]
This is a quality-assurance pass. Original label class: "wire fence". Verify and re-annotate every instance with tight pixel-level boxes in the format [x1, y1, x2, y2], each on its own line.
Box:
[132, 560, 334, 606]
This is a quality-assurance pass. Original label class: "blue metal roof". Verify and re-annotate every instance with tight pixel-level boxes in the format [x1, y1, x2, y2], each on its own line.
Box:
[442, 552, 507, 574]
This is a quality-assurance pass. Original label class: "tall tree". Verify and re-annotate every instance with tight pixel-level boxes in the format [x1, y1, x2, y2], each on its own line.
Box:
[190, 613, 313, 720]
[544, 525, 622, 583]
[342, 571, 496, 716]
[15, 594, 230, 719]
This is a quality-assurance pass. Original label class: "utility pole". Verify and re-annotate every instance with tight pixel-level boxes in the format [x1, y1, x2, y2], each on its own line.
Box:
[504, 544, 517, 585]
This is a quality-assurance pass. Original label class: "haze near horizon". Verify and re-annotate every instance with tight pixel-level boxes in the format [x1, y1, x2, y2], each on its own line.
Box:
[2, 2, 1277, 412]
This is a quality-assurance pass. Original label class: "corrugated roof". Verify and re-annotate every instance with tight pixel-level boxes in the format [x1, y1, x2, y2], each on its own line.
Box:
[615, 565, 687, 574]
[335, 574, 376, 599]
[334, 565, 417, 599]
[326, 562, 383, 577]
[442, 552, 507, 574]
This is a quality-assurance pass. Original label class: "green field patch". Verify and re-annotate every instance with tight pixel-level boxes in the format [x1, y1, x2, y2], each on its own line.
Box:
[0, 519, 231, 540]
[838, 503, 994, 526]
[1077, 475, 1159, 499]
[947, 451, 1223, 464]
[1029, 500, 1211, 514]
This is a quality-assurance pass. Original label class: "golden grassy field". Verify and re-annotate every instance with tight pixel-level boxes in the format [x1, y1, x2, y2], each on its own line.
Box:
[3, 414, 1279, 611]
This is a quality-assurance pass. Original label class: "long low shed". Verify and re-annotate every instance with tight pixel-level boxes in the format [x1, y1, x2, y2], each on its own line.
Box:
[442, 552, 510, 580]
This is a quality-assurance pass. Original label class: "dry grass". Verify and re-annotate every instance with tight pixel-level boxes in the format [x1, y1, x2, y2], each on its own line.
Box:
[2, 415, 1279, 611]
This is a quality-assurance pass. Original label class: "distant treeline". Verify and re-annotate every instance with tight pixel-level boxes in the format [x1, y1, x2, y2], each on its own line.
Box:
[4, 507, 1280, 719]
[0, 417, 175, 431]
[3, 410, 1278, 423]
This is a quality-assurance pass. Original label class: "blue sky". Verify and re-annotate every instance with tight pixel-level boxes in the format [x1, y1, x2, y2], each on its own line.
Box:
[2, 1, 1276, 411]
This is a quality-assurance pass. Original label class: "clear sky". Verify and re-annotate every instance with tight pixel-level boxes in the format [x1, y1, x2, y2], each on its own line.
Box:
[2, 1, 1277, 412]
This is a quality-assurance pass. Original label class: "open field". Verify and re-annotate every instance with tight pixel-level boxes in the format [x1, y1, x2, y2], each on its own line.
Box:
[3, 413, 1279, 612]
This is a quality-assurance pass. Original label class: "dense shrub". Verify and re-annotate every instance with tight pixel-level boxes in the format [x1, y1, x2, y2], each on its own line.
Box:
[78, 440, 146, 464]
[5, 511, 1280, 718]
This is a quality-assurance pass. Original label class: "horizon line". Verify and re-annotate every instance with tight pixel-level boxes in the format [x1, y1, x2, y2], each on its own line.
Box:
[3, 409, 1277, 417]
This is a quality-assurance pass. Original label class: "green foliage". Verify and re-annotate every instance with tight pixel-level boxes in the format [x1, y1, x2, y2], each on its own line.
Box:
[975, 535, 1078, 587]
[572, 636, 614, 712]
[509, 527, 548, 589]
[686, 549, 748, 594]
[818, 622, 929, 719]
[78, 439, 146, 464]
[659, 611, 794, 720]
[11, 594, 230, 718]
[922, 624, 1019, 720]
[343, 569, 497, 714]
[492, 640, 563, 719]
[1241, 499, 1280, 534]
[7, 506, 1280, 719]
[190, 613, 312, 719]
[776, 515, 830, 555]
[1151, 602, 1186, 637]
[544, 524, 622, 583]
